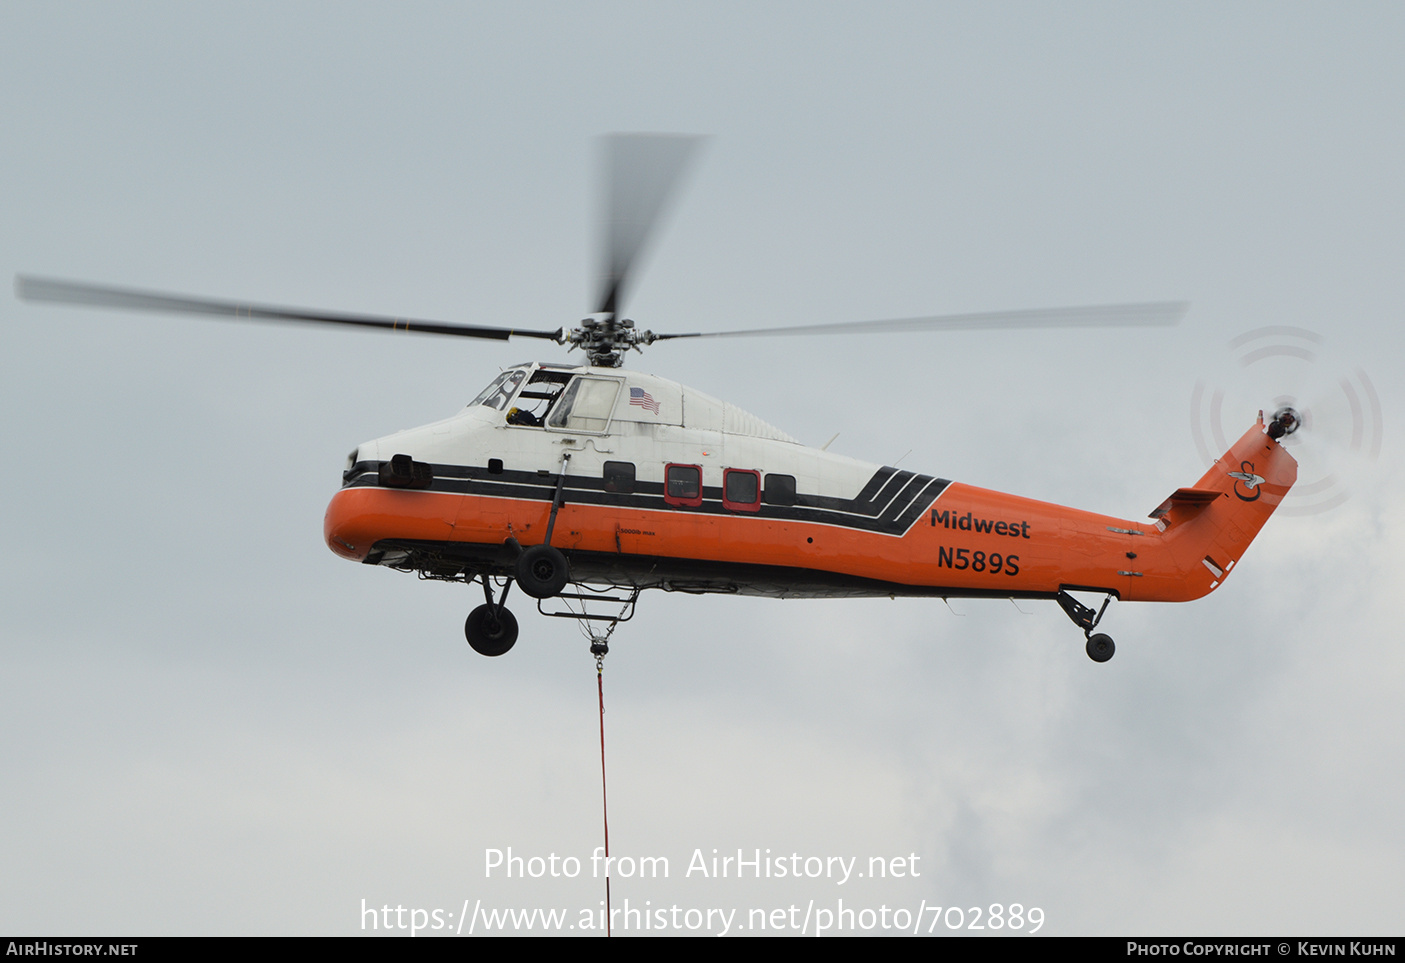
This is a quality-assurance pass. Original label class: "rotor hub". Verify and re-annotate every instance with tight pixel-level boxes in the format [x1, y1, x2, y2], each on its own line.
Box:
[1267, 406, 1301, 440]
[565, 315, 660, 367]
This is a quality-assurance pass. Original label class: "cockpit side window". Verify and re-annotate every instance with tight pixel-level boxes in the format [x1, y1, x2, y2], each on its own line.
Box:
[546, 376, 621, 433]
[507, 369, 572, 427]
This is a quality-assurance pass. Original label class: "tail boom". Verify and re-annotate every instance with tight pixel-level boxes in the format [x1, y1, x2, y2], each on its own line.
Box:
[897, 417, 1296, 604]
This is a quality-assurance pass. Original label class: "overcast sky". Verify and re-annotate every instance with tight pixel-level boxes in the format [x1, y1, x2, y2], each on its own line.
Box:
[3, 2, 1402, 936]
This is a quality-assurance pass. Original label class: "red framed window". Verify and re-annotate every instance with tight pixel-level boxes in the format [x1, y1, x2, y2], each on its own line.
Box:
[664, 463, 703, 508]
[723, 468, 761, 512]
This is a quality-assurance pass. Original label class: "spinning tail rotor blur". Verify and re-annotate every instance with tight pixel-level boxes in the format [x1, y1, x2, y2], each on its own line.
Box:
[1191, 326, 1382, 516]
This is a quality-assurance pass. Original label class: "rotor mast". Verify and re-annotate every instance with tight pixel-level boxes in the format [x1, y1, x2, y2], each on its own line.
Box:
[573, 134, 704, 368]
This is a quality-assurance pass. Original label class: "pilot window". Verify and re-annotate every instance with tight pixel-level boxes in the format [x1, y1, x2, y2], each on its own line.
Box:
[505, 369, 572, 427]
[664, 464, 702, 507]
[603, 461, 636, 494]
[723, 468, 761, 512]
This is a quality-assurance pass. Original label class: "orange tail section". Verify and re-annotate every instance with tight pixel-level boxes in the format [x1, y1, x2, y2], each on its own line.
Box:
[1133, 414, 1298, 602]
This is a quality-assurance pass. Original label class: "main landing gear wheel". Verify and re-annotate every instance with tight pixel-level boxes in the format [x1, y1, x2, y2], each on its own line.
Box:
[465, 604, 519, 657]
[515, 544, 570, 599]
[1086, 633, 1115, 663]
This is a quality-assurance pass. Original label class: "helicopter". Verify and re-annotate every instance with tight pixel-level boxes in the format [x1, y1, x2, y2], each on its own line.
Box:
[15, 135, 1298, 663]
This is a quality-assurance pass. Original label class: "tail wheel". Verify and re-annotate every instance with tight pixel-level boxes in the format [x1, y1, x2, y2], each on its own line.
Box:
[1086, 633, 1115, 663]
[465, 604, 519, 657]
[515, 544, 570, 599]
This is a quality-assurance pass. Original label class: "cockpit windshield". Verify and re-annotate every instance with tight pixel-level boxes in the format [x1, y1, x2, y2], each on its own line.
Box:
[469, 369, 527, 411]
[469, 366, 582, 427]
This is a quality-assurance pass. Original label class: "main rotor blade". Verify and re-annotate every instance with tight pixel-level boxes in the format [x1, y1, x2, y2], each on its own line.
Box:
[654, 301, 1189, 341]
[596, 133, 704, 318]
[15, 276, 562, 342]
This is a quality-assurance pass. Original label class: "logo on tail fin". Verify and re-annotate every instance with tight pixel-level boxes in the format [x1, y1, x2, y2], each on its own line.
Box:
[1229, 461, 1265, 501]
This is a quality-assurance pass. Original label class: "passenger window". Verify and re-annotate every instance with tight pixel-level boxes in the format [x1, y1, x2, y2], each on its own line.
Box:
[723, 469, 761, 512]
[664, 464, 702, 507]
[603, 461, 636, 494]
[764, 473, 797, 506]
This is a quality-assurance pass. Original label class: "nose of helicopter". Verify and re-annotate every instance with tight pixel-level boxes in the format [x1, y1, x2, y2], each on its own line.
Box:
[323, 487, 374, 561]
[324, 469, 464, 564]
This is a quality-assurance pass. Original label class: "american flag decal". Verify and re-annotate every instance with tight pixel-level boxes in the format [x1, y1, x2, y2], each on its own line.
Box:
[629, 386, 660, 414]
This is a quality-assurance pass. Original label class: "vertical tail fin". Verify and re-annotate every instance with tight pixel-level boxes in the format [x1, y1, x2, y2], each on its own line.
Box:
[1145, 413, 1297, 600]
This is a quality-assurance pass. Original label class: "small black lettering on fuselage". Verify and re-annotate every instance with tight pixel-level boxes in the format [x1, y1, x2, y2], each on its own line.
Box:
[936, 546, 1021, 576]
[931, 509, 1030, 538]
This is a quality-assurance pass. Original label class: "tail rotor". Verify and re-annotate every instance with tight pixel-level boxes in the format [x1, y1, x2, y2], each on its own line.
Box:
[1191, 326, 1382, 517]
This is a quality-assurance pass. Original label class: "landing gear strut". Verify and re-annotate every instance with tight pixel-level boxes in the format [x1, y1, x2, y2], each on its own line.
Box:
[464, 452, 575, 655]
[512, 450, 573, 600]
[1057, 589, 1116, 663]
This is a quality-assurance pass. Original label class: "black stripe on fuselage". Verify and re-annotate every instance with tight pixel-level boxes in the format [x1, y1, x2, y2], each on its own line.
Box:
[343, 461, 950, 536]
[371, 537, 1058, 602]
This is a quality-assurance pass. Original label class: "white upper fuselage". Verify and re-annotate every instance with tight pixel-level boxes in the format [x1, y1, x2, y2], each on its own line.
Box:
[348, 362, 884, 507]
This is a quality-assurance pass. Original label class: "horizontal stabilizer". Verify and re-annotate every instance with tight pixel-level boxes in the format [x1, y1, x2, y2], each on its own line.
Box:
[1149, 487, 1222, 519]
